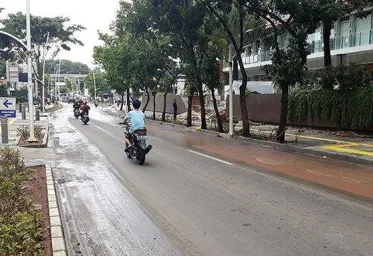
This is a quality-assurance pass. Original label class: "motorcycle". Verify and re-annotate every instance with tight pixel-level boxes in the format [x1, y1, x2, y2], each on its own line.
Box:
[74, 108, 80, 119]
[81, 113, 90, 125]
[120, 121, 152, 165]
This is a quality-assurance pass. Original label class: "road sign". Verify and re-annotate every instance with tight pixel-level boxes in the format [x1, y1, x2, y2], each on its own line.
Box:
[0, 97, 16, 118]
[8, 66, 19, 83]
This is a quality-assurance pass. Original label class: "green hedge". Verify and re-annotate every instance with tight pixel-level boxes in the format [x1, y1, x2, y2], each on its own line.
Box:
[288, 87, 373, 130]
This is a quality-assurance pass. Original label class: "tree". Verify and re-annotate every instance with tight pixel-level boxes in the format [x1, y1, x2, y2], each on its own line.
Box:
[84, 72, 109, 97]
[97, 1, 164, 113]
[242, 0, 321, 142]
[142, 0, 210, 128]
[63, 78, 72, 92]
[200, 0, 251, 136]
[60, 86, 70, 94]
[198, 13, 228, 132]
[94, 33, 134, 112]
[0, 12, 85, 95]
[159, 64, 180, 122]
[45, 60, 90, 75]
[0, 59, 5, 78]
[201, 55, 224, 132]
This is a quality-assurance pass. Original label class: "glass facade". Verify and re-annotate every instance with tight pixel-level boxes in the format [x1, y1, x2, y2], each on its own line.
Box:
[355, 14, 372, 46]
[240, 9, 373, 65]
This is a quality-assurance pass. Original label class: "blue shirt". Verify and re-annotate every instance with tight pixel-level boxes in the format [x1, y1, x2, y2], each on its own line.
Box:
[128, 110, 145, 133]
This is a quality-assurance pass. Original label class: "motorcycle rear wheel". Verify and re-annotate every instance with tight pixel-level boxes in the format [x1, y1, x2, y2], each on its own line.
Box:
[136, 148, 146, 165]
[125, 142, 132, 159]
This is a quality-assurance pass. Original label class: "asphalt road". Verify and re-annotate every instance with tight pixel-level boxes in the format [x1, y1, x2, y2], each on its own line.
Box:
[52, 105, 373, 256]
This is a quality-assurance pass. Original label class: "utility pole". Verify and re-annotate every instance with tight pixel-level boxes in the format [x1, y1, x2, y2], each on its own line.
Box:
[26, 0, 37, 142]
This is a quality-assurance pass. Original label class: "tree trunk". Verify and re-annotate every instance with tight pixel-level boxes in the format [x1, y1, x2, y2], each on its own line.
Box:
[198, 83, 207, 130]
[233, 57, 239, 81]
[162, 92, 168, 122]
[238, 63, 250, 137]
[323, 20, 332, 67]
[152, 92, 156, 120]
[187, 87, 194, 127]
[211, 89, 223, 133]
[276, 82, 289, 142]
[142, 89, 150, 112]
[126, 88, 131, 112]
[120, 93, 124, 111]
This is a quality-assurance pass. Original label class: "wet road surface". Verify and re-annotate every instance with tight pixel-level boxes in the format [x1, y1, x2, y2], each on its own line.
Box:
[52, 105, 373, 256]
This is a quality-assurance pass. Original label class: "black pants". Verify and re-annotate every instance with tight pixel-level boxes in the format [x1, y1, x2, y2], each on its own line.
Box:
[174, 111, 177, 120]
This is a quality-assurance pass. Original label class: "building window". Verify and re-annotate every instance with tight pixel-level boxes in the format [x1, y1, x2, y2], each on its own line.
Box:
[307, 27, 322, 53]
[278, 32, 289, 50]
[355, 13, 372, 46]
[341, 19, 350, 48]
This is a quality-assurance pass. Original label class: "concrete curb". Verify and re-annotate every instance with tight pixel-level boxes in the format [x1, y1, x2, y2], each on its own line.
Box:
[45, 164, 67, 256]
[45, 104, 63, 113]
[42, 124, 49, 146]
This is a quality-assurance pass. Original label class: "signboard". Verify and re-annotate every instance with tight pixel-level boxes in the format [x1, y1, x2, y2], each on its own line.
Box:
[0, 97, 16, 118]
[8, 66, 19, 82]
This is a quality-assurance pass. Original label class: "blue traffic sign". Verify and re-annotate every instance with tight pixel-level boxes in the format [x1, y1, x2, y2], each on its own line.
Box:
[0, 110, 16, 118]
[3, 99, 13, 108]
[0, 97, 16, 118]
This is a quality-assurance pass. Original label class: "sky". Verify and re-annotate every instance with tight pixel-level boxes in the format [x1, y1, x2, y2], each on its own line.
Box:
[1, 0, 122, 68]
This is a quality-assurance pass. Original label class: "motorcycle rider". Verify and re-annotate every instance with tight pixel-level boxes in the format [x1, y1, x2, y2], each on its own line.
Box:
[80, 101, 90, 118]
[124, 99, 145, 152]
[73, 99, 82, 116]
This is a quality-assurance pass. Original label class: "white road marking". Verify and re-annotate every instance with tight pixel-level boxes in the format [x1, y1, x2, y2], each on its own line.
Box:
[187, 150, 233, 166]
[93, 124, 124, 144]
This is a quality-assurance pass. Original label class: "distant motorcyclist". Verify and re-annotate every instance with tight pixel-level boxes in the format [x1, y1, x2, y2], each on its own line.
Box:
[73, 99, 82, 116]
[73, 99, 83, 109]
[124, 99, 145, 152]
[80, 101, 90, 118]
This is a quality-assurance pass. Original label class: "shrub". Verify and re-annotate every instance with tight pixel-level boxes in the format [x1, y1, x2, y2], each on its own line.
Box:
[17, 125, 43, 141]
[0, 148, 44, 255]
[288, 87, 373, 130]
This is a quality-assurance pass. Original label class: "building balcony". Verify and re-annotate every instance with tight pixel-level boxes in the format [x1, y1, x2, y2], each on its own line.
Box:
[223, 29, 373, 72]
[308, 29, 373, 54]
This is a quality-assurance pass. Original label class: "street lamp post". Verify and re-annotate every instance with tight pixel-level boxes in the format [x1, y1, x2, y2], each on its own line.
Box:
[57, 59, 61, 101]
[228, 44, 234, 137]
[41, 32, 49, 112]
[93, 70, 97, 100]
[26, 0, 37, 142]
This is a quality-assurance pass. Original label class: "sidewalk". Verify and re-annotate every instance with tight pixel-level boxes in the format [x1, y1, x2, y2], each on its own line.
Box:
[241, 123, 373, 165]
[0, 105, 52, 145]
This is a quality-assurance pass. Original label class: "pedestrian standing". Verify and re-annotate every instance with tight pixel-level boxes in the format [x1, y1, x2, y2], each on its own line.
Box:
[173, 99, 178, 120]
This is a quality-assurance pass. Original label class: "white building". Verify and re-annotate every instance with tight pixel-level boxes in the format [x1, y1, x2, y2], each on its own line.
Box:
[223, 7, 373, 87]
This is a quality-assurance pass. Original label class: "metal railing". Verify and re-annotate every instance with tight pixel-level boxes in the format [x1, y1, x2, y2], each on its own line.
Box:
[308, 29, 373, 53]
[223, 30, 373, 68]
